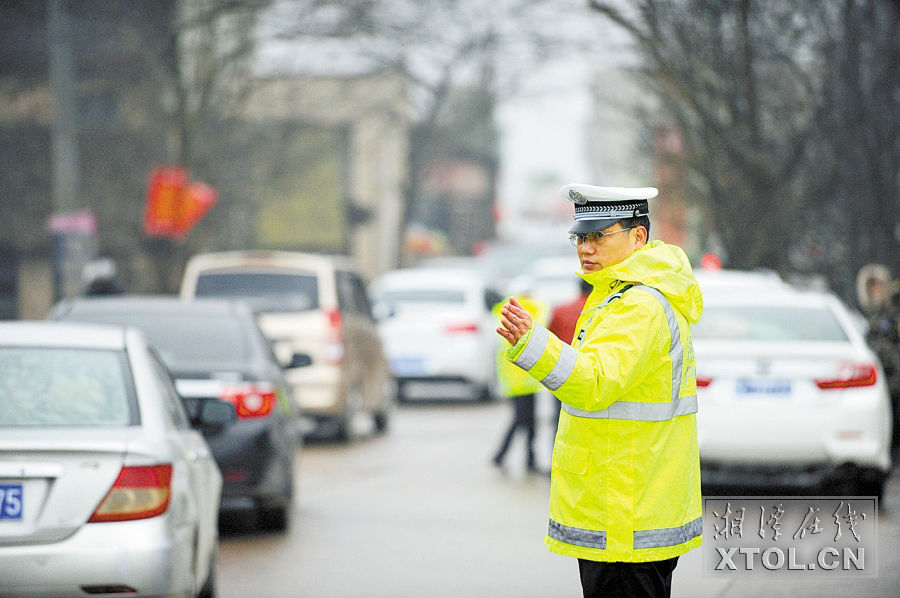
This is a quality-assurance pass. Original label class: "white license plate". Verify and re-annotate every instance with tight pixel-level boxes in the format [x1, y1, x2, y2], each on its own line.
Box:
[0, 484, 23, 521]
[736, 379, 792, 396]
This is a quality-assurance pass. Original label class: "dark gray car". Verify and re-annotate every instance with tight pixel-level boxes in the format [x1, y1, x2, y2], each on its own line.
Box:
[49, 296, 300, 531]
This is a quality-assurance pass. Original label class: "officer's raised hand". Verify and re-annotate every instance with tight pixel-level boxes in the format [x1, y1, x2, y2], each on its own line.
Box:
[497, 297, 534, 345]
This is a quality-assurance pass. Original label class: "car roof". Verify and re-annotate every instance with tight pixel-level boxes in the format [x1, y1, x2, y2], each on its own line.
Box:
[185, 250, 357, 271]
[0, 320, 127, 349]
[52, 295, 254, 318]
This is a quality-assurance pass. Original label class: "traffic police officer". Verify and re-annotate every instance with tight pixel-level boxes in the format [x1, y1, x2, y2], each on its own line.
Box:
[496, 184, 704, 598]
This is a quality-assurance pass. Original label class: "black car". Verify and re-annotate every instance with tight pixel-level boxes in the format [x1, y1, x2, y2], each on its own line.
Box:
[49, 296, 300, 531]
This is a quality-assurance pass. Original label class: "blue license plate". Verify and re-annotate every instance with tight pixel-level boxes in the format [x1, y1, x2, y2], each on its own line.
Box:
[391, 357, 426, 376]
[736, 380, 792, 396]
[0, 484, 23, 520]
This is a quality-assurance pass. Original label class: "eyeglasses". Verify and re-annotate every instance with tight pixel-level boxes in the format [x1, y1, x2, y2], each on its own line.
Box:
[569, 227, 633, 247]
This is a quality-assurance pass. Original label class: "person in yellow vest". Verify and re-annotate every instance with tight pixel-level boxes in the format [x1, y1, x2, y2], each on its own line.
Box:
[496, 184, 703, 598]
[491, 276, 548, 473]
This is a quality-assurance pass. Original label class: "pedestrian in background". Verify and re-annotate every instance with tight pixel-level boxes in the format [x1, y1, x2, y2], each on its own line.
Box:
[496, 184, 704, 598]
[491, 276, 548, 473]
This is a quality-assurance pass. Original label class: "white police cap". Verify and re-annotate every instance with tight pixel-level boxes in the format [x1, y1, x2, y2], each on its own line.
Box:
[560, 184, 657, 234]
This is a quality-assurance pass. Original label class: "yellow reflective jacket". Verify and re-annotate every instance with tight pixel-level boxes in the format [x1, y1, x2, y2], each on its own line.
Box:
[492, 296, 549, 398]
[506, 240, 704, 562]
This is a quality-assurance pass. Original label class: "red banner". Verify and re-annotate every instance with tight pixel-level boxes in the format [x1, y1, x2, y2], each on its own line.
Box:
[144, 166, 217, 239]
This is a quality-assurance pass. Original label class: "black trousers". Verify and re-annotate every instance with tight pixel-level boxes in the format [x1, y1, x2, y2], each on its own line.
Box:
[578, 557, 679, 598]
[492, 394, 536, 467]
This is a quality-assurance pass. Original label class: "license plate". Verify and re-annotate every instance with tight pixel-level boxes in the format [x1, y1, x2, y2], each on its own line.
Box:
[736, 379, 792, 396]
[0, 484, 23, 520]
[391, 357, 426, 376]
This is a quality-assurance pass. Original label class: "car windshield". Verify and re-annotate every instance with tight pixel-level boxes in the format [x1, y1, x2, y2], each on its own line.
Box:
[693, 305, 849, 342]
[0, 348, 134, 427]
[195, 271, 318, 312]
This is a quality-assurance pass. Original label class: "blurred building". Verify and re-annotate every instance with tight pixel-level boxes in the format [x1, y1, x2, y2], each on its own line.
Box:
[414, 152, 497, 258]
[238, 73, 410, 276]
[0, 1, 178, 318]
[0, 2, 413, 318]
[406, 84, 499, 259]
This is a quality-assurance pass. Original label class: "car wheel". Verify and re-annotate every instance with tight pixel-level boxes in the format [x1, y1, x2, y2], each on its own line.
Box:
[335, 387, 363, 442]
[374, 410, 390, 433]
[857, 480, 885, 501]
[478, 383, 495, 402]
[257, 502, 290, 532]
[373, 377, 396, 433]
[855, 473, 887, 501]
[334, 413, 352, 442]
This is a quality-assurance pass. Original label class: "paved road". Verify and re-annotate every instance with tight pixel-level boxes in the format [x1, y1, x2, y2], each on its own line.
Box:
[217, 397, 900, 597]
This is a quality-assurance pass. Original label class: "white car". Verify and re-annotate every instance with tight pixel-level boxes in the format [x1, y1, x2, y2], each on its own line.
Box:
[525, 254, 583, 309]
[0, 321, 230, 598]
[370, 268, 503, 401]
[693, 286, 893, 497]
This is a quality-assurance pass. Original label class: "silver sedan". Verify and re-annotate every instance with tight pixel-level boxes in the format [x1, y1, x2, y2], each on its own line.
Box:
[0, 321, 231, 598]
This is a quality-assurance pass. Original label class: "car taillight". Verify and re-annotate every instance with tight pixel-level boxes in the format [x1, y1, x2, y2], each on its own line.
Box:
[445, 322, 479, 334]
[325, 308, 345, 364]
[814, 363, 878, 390]
[696, 376, 712, 388]
[220, 384, 276, 418]
[89, 464, 172, 523]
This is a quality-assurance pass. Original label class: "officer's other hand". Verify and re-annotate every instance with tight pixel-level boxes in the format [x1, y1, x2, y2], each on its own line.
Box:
[496, 297, 534, 345]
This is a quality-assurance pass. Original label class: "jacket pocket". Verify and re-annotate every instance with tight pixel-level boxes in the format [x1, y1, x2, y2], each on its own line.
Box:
[552, 441, 590, 475]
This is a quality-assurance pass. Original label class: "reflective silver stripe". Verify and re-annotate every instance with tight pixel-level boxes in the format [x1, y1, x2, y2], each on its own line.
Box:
[574, 209, 636, 220]
[548, 519, 606, 550]
[634, 517, 703, 549]
[563, 284, 694, 421]
[542, 343, 577, 391]
[632, 285, 683, 402]
[514, 323, 549, 371]
[562, 395, 697, 421]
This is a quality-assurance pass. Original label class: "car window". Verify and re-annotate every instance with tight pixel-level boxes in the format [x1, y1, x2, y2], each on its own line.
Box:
[337, 271, 373, 318]
[148, 350, 191, 430]
[0, 347, 136, 427]
[194, 270, 319, 312]
[693, 305, 850, 342]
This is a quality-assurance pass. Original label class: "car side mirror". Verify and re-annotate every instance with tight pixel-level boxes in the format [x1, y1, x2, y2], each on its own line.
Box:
[485, 290, 503, 311]
[288, 353, 313, 369]
[371, 301, 395, 321]
[194, 399, 237, 433]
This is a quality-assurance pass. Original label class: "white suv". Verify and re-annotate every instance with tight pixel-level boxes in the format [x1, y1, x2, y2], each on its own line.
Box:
[180, 250, 394, 440]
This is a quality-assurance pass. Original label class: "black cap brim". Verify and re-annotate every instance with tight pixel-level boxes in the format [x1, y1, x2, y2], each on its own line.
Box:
[568, 217, 624, 235]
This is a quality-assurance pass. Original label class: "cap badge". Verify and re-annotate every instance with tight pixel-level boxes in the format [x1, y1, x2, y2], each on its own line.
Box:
[568, 189, 585, 204]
